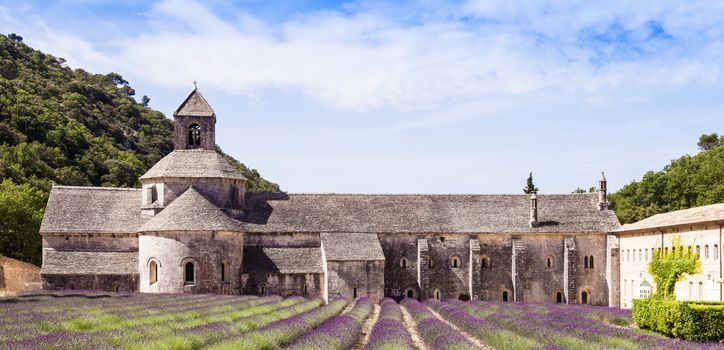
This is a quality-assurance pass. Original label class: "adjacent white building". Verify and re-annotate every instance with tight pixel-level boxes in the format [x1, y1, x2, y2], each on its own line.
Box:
[615, 203, 724, 308]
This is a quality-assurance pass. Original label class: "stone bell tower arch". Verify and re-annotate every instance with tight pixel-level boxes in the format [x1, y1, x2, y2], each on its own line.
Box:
[173, 86, 216, 151]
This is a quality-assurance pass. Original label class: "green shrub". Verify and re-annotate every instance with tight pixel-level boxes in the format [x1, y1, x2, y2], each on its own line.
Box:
[633, 299, 724, 342]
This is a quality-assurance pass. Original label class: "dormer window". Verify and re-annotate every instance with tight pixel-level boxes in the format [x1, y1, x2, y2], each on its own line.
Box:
[188, 123, 201, 146]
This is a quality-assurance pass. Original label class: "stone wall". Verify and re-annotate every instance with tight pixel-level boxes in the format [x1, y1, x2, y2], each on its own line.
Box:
[42, 234, 138, 252]
[244, 233, 320, 248]
[516, 235, 567, 303]
[422, 234, 472, 300]
[326, 260, 385, 302]
[574, 234, 609, 305]
[241, 272, 323, 298]
[0, 256, 41, 296]
[173, 115, 216, 151]
[379, 234, 420, 299]
[141, 178, 246, 215]
[41, 274, 137, 292]
[138, 231, 244, 294]
[477, 234, 514, 301]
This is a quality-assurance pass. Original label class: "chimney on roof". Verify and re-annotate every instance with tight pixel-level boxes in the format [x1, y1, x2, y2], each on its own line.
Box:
[598, 172, 609, 210]
[529, 193, 539, 227]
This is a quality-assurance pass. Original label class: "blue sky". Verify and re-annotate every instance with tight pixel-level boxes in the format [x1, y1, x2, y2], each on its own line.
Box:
[1, 0, 722, 194]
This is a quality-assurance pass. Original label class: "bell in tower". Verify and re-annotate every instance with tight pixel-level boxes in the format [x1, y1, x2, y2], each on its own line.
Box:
[173, 86, 216, 150]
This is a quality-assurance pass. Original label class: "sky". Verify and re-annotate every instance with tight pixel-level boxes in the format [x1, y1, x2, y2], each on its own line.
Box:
[1, 0, 722, 194]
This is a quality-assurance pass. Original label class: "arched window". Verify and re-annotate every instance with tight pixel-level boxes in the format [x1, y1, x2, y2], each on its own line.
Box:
[627, 250, 630, 261]
[184, 261, 195, 285]
[546, 257, 552, 268]
[502, 291, 509, 302]
[428, 258, 435, 269]
[556, 291, 563, 303]
[689, 281, 694, 299]
[696, 245, 701, 257]
[481, 256, 491, 268]
[715, 245, 719, 260]
[584, 256, 589, 269]
[638, 249, 642, 261]
[353, 287, 358, 298]
[705, 245, 709, 259]
[188, 123, 201, 146]
[303, 284, 308, 296]
[149, 260, 158, 284]
[698, 282, 703, 300]
[451, 256, 461, 268]
[645, 249, 648, 261]
[589, 256, 594, 269]
[113, 284, 120, 293]
[400, 257, 409, 269]
[434, 289, 442, 301]
[259, 283, 267, 295]
[581, 291, 589, 304]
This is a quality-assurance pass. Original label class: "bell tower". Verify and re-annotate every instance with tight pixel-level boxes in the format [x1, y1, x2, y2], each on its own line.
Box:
[173, 87, 216, 150]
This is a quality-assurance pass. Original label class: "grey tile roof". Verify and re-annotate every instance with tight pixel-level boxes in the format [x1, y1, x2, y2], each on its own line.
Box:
[140, 150, 246, 180]
[40, 186, 146, 234]
[241, 193, 620, 234]
[243, 247, 323, 274]
[615, 203, 724, 233]
[41, 250, 138, 275]
[174, 89, 215, 117]
[321, 233, 385, 261]
[138, 188, 241, 232]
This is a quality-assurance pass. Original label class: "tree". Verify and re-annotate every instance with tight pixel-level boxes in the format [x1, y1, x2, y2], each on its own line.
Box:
[141, 95, 150, 107]
[697, 133, 721, 151]
[573, 187, 597, 193]
[8, 33, 23, 42]
[523, 172, 539, 194]
[0, 179, 47, 266]
[648, 235, 700, 300]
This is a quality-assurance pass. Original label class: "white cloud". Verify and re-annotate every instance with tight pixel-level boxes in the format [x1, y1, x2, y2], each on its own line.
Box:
[3, 0, 724, 113]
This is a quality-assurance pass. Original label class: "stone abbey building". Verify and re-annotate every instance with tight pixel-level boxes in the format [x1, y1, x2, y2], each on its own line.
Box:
[40, 89, 622, 306]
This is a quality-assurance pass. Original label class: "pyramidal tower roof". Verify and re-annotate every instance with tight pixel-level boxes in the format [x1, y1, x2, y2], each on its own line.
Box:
[138, 188, 241, 232]
[174, 88, 215, 117]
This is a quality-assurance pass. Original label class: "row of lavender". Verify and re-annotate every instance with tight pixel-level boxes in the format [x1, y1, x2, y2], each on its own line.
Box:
[207, 298, 349, 349]
[288, 297, 373, 350]
[401, 298, 478, 350]
[428, 299, 724, 350]
[364, 298, 415, 350]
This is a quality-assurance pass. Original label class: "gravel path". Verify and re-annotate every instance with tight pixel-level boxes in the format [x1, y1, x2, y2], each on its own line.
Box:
[427, 307, 493, 349]
[400, 304, 431, 350]
[353, 303, 380, 350]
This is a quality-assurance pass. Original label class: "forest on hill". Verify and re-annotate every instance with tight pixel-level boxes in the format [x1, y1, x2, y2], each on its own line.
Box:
[0, 33, 278, 265]
[609, 134, 723, 224]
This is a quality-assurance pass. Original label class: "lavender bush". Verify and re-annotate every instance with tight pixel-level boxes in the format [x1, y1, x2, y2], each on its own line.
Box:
[363, 298, 415, 350]
[289, 297, 373, 350]
[208, 298, 349, 350]
[400, 298, 478, 350]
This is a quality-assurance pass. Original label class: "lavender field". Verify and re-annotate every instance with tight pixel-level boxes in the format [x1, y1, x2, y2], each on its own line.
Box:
[1, 292, 722, 350]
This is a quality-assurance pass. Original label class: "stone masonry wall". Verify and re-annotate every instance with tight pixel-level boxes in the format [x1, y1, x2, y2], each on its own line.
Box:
[326, 260, 385, 302]
[241, 272, 323, 298]
[139, 231, 244, 294]
[0, 256, 41, 296]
